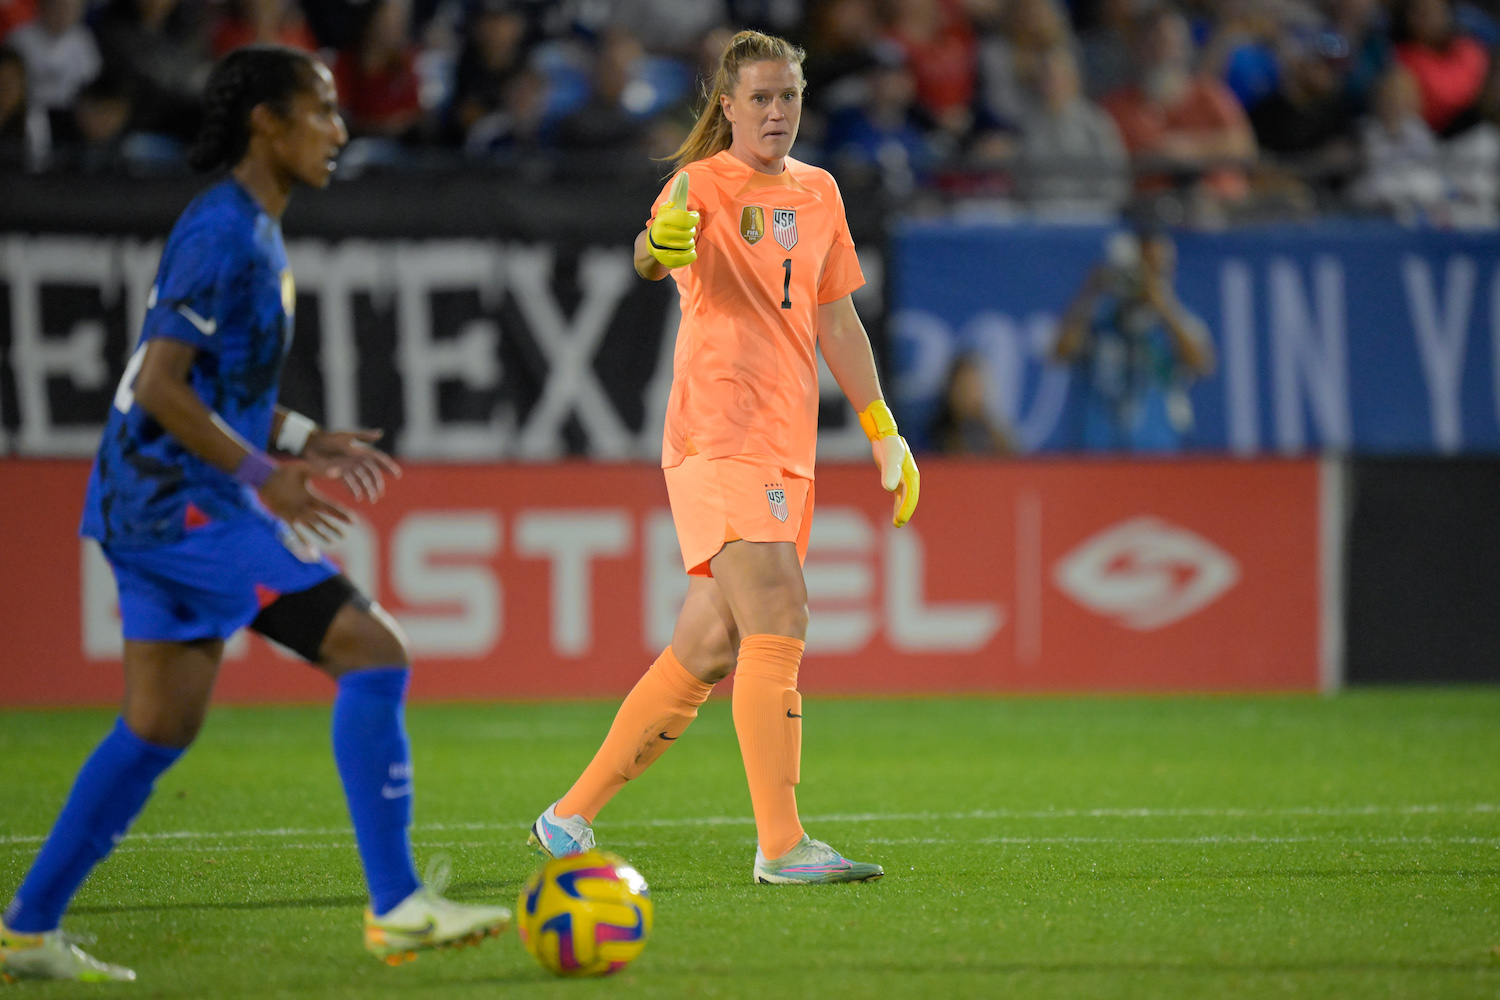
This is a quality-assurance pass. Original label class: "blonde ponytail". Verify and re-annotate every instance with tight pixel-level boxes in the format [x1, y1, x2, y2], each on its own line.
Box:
[670, 29, 806, 170]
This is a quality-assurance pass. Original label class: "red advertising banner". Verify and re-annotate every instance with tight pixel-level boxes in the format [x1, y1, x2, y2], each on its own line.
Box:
[0, 458, 1323, 705]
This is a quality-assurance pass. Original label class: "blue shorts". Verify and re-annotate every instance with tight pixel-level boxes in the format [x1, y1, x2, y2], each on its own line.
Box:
[103, 514, 338, 644]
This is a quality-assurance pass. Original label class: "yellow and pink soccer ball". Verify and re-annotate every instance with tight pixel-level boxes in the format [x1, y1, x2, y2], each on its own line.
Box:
[517, 850, 652, 977]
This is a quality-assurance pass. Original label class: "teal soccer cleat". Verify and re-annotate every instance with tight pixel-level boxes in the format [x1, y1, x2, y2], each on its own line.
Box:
[527, 802, 595, 859]
[753, 835, 885, 885]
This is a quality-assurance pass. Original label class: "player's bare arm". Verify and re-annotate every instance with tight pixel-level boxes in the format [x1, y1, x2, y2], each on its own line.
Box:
[132, 337, 351, 542]
[635, 229, 670, 280]
[816, 294, 882, 412]
[817, 294, 921, 527]
[272, 406, 403, 502]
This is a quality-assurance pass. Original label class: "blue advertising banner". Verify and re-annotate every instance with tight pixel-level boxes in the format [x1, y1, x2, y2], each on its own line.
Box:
[891, 220, 1500, 455]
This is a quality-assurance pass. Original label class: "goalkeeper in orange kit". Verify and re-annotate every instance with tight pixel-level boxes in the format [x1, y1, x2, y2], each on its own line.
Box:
[528, 29, 919, 884]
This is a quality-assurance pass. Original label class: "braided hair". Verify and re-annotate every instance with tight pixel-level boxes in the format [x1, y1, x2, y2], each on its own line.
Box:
[188, 45, 320, 173]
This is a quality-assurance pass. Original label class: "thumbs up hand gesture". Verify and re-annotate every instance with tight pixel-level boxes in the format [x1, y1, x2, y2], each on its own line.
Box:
[648, 172, 698, 269]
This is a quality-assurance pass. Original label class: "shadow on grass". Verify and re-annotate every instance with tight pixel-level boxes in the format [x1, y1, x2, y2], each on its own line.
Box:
[69, 880, 518, 916]
[71, 893, 369, 915]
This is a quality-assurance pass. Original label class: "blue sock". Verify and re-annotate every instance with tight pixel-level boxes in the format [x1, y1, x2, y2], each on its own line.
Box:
[332, 667, 421, 916]
[4, 718, 182, 933]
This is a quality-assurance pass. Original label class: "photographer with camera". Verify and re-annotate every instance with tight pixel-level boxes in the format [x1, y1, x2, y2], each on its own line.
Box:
[1054, 228, 1216, 453]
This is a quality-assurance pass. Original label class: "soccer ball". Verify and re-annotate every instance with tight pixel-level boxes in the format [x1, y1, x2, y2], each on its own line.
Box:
[517, 850, 652, 977]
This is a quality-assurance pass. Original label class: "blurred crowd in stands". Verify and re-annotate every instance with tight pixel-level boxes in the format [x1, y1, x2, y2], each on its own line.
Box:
[3, 0, 1500, 225]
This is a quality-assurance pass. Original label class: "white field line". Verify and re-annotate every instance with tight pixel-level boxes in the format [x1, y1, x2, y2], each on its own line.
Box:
[2, 803, 1497, 852]
[856, 835, 1500, 847]
[26, 833, 1498, 857]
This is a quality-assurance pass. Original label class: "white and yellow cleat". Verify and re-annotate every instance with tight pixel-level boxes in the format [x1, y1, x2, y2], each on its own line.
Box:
[0, 921, 136, 982]
[363, 860, 511, 966]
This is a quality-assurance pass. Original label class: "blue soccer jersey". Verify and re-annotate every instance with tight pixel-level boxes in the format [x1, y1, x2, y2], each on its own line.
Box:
[82, 179, 295, 549]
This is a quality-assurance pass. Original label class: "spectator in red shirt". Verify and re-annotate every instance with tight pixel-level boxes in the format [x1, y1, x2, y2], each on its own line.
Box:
[334, 0, 421, 139]
[211, 0, 318, 58]
[884, 0, 977, 135]
[1392, 0, 1490, 135]
[0, 0, 36, 40]
[1102, 7, 1257, 203]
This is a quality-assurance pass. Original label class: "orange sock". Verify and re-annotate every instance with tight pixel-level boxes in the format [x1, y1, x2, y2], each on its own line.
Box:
[732, 634, 806, 860]
[555, 647, 712, 822]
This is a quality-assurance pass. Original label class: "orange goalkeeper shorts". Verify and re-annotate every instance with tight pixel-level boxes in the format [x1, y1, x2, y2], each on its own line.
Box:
[663, 452, 815, 577]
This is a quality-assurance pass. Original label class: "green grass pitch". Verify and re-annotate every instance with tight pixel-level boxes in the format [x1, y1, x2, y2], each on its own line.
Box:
[3, 690, 1498, 999]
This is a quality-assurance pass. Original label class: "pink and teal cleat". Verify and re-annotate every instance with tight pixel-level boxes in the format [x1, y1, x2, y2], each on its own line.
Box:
[752, 835, 884, 885]
[527, 802, 596, 860]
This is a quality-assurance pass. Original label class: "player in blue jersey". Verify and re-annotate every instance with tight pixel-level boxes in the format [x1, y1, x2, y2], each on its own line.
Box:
[0, 47, 510, 983]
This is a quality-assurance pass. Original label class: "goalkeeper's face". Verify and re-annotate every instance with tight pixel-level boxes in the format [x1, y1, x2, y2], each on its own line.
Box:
[272, 63, 348, 190]
[722, 59, 804, 167]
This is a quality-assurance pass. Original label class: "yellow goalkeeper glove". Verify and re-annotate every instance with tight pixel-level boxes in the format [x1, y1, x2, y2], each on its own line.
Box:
[648, 172, 698, 269]
[859, 400, 920, 528]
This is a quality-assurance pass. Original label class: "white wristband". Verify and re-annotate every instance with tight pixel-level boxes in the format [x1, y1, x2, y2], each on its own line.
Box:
[275, 411, 317, 456]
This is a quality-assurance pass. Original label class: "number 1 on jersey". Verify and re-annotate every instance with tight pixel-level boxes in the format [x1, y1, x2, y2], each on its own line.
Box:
[781, 258, 792, 309]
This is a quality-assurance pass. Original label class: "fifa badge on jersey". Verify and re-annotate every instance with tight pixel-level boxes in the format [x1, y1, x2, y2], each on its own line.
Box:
[772, 209, 798, 250]
[766, 487, 789, 523]
[740, 206, 765, 245]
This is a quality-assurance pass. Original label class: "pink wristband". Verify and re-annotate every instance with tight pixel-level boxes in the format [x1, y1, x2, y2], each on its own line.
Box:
[233, 450, 276, 489]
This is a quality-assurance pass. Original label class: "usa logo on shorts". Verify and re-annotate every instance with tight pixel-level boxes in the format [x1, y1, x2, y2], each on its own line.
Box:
[773, 209, 798, 250]
[766, 487, 789, 522]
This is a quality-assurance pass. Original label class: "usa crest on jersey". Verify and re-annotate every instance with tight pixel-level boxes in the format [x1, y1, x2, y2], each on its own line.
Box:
[772, 209, 798, 250]
[766, 487, 788, 522]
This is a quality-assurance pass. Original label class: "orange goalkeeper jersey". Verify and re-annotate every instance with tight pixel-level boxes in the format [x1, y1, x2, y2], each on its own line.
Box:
[652, 151, 865, 479]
